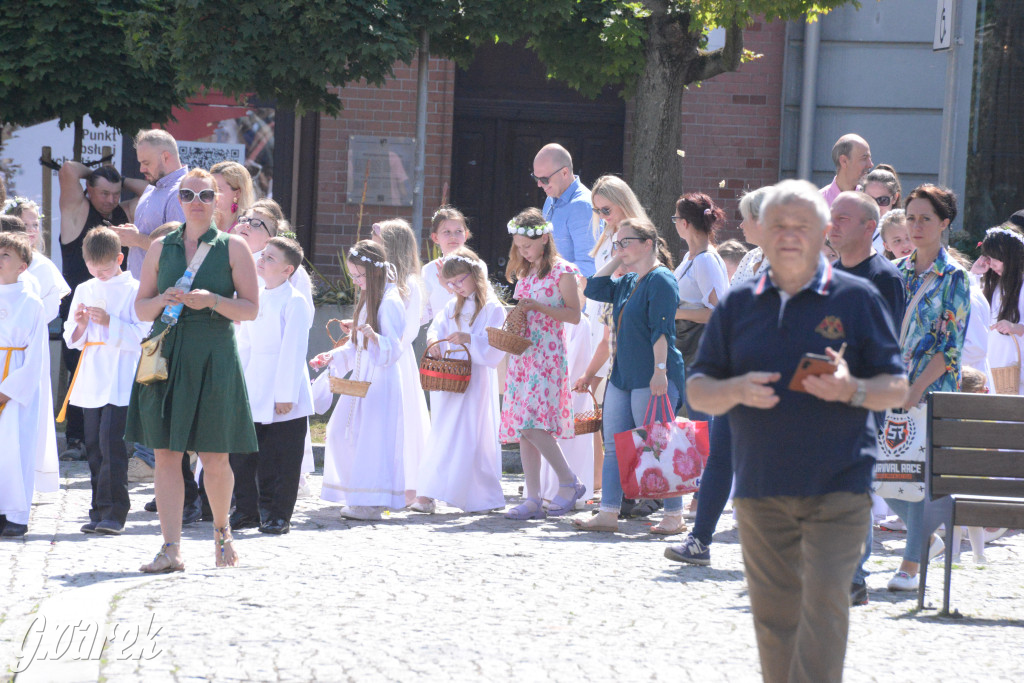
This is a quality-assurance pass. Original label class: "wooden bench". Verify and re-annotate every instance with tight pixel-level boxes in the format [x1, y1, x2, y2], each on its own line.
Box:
[918, 391, 1024, 615]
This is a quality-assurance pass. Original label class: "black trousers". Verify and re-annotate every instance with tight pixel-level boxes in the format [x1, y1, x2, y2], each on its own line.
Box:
[83, 405, 130, 525]
[62, 346, 85, 442]
[230, 417, 307, 523]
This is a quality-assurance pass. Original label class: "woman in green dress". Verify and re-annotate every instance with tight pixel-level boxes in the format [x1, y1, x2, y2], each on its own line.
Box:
[127, 168, 259, 572]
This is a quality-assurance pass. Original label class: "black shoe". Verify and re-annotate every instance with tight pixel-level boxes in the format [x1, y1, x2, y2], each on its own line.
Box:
[259, 519, 290, 535]
[144, 498, 158, 513]
[94, 520, 124, 535]
[851, 582, 869, 607]
[230, 513, 261, 530]
[1, 522, 28, 538]
[181, 505, 203, 526]
[81, 521, 99, 534]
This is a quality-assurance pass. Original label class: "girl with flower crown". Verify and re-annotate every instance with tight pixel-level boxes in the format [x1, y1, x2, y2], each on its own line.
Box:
[499, 207, 586, 519]
[312, 240, 407, 521]
[421, 206, 474, 325]
[417, 247, 507, 512]
[977, 225, 1024, 394]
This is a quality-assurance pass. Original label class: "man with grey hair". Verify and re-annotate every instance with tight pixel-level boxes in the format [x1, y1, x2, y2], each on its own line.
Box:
[820, 134, 873, 207]
[532, 143, 595, 275]
[686, 180, 907, 682]
[111, 129, 187, 278]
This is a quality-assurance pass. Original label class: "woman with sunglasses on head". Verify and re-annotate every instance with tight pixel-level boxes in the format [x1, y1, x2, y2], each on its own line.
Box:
[126, 168, 260, 573]
[863, 165, 902, 254]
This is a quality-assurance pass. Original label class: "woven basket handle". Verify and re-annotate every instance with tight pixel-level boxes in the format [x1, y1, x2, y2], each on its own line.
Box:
[423, 339, 472, 364]
[326, 318, 350, 348]
[504, 303, 529, 336]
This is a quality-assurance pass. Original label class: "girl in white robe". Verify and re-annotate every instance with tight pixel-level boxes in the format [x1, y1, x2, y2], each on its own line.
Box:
[375, 220, 431, 508]
[418, 249, 507, 512]
[420, 207, 473, 325]
[313, 241, 406, 520]
[0, 238, 49, 534]
[979, 227, 1024, 394]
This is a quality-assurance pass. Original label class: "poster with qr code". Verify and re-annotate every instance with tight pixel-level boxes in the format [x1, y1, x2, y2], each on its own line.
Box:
[177, 141, 246, 171]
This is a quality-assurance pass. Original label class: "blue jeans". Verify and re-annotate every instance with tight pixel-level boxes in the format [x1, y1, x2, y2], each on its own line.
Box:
[691, 413, 732, 546]
[600, 381, 682, 513]
[132, 442, 156, 468]
[885, 497, 926, 564]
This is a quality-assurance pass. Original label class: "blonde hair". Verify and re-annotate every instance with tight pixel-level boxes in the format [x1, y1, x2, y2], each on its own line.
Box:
[348, 240, 390, 349]
[83, 226, 122, 263]
[590, 176, 648, 256]
[440, 247, 490, 327]
[505, 207, 558, 281]
[377, 218, 420, 301]
[211, 161, 256, 224]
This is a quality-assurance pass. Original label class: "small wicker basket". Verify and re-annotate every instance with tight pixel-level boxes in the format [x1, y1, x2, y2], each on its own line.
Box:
[991, 337, 1021, 395]
[330, 376, 371, 397]
[574, 388, 603, 435]
[420, 341, 472, 393]
[486, 304, 532, 356]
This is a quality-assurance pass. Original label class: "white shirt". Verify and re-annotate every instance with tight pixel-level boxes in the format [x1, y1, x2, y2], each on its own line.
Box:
[674, 249, 729, 310]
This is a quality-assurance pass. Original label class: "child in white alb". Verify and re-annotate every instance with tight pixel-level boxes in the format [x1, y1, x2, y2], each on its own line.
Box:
[418, 248, 507, 512]
[312, 241, 406, 521]
[0, 233, 50, 538]
[233, 237, 315, 534]
[61, 227, 150, 534]
[420, 206, 475, 325]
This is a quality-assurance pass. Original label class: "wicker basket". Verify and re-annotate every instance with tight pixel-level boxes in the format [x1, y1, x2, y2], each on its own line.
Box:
[326, 318, 350, 348]
[330, 376, 371, 397]
[486, 304, 532, 356]
[574, 388, 603, 435]
[991, 336, 1021, 395]
[420, 341, 472, 393]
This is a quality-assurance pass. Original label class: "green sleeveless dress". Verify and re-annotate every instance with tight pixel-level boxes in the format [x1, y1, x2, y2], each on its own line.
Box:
[125, 225, 258, 453]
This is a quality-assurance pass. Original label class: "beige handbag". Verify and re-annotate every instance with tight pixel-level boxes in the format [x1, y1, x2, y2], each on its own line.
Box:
[991, 335, 1021, 395]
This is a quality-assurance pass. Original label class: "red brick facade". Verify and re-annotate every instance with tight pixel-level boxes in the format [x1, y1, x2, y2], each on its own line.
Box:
[311, 19, 786, 276]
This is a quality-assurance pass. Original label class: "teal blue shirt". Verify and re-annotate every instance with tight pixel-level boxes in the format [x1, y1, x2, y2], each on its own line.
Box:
[585, 267, 685, 409]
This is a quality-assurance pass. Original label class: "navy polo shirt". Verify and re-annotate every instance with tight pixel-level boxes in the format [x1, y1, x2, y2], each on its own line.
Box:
[691, 258, 906, 499]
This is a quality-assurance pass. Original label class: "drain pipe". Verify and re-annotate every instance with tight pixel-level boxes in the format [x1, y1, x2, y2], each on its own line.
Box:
[797, 17, 821, 181]
[411, 28, 430, 245]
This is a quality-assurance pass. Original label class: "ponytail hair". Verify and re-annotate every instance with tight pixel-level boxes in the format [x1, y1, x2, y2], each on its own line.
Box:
[618, 217, 674, 270]
[675, 192, 725, 244]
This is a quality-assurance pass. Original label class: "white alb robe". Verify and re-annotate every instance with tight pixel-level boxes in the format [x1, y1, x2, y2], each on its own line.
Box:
[418, 295, 506, 512]
[396, 277, 431, 493]
[988, 285, 1024, 394]
[315, 284, 406, 509]
[0, 282, 48, 523]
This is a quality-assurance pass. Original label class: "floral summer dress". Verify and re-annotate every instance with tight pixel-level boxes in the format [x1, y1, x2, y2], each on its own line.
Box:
[499, 258, 580, 442]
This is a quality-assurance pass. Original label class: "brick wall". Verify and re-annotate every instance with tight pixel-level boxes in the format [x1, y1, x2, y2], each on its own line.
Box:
[313, 56, 454, 279]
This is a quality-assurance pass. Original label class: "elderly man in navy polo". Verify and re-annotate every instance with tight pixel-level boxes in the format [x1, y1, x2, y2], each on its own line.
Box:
[532, 143, 595, 276]
[686, 180, 907, 683]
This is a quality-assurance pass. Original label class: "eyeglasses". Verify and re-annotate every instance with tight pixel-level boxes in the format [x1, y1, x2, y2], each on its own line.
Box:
[179, 188, 216, 204]
[611, 237, 644, 250]
[530, 166, 566, 185]
[872, 195, 893, 207]
[592, 206, 613, 217]
[670, 215, 682, 222]
[445, 274, 471, 289]
[237, 215, 272, 235]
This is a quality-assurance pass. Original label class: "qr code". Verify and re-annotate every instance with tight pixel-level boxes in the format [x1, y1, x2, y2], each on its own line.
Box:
[177, 142, 245, 171]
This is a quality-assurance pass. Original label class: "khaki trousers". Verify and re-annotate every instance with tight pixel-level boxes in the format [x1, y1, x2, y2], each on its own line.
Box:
[734, 492, 871, 683]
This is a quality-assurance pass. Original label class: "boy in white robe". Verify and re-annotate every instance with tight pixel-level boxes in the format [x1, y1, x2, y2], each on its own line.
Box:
[62, 228, 150, 534]
[232, 237, 314, 534]
[0, 233, 49, 538]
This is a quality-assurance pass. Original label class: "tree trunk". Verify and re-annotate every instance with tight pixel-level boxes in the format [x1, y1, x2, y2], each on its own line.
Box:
[627, 16, 700, 264]
[72, 115, 84, 162]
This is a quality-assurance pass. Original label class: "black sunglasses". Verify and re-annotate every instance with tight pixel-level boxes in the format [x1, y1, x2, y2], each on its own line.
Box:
[611, 237, 644, 250]
[592, 206, 613, 217]
[872, 195, 893, 207]
[530, 166, 567, 185]
[179, 188, 216, 204]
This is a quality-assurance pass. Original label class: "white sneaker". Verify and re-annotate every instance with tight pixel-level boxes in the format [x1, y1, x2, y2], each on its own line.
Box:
[126, 458, 155, 483]
[887, 571, 919, 591]
[410, 499, 436, 514]
[928, 534, 945, 561]
[297, 475, 311, 498]
[879, 516, 906, 532]
[339, 505, 383, 521]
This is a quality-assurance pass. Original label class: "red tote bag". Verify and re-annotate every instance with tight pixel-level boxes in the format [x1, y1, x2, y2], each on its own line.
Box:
[614, 395, 710, 499]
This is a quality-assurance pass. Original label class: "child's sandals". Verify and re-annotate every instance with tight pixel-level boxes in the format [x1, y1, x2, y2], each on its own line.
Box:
[214, 526, 239, 568]
[139, 542, 185, 574]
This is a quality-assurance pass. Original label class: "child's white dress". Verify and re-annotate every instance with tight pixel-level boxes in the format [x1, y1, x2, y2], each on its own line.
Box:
[418, 295, 506, 512]
[397, 277, 431, 495]
[316, 283, 407, 509]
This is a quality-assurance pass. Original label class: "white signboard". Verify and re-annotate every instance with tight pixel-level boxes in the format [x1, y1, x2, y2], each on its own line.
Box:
[933, 0, 953, 51]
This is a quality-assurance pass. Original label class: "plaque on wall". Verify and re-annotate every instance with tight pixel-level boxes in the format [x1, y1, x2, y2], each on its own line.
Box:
[347, 136, 415, 206]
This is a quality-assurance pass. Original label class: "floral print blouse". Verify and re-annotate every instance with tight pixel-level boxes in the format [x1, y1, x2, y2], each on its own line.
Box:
[895, 247, 970, 394]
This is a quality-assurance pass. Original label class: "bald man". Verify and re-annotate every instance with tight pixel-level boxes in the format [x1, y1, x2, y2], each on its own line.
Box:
[821, 134, 873, 207]
[532, 144, 595, 275]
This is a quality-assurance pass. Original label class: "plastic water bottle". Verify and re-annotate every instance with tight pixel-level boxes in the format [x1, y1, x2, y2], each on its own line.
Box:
[160, 269, 196, 325]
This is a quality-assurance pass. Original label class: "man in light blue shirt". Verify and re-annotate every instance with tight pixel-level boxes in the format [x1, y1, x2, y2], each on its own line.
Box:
[533, 144, 595, 276]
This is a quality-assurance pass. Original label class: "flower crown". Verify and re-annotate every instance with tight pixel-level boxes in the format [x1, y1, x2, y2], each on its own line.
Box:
[2, 196, 44, 218]
[348, 248, 397, 281]
[444, 254, 484, 269]
[985, 226, 1024, 248]
[507, 219, 553, 238]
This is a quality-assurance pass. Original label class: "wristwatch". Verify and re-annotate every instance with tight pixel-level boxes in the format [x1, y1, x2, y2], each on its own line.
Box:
[848, 380, 866, 407]
[655, 362, 667, 371]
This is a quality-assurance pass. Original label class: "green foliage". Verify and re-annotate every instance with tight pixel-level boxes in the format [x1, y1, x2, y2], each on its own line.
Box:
[0, 0, 187, 133]
[308, 251, 359, 307]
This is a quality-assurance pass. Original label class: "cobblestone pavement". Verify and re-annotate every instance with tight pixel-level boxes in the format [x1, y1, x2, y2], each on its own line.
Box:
[2, 462, 1023, 682]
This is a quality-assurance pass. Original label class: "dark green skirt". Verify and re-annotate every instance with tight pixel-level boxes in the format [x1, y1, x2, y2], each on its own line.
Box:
[125, 314, 258, 454]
